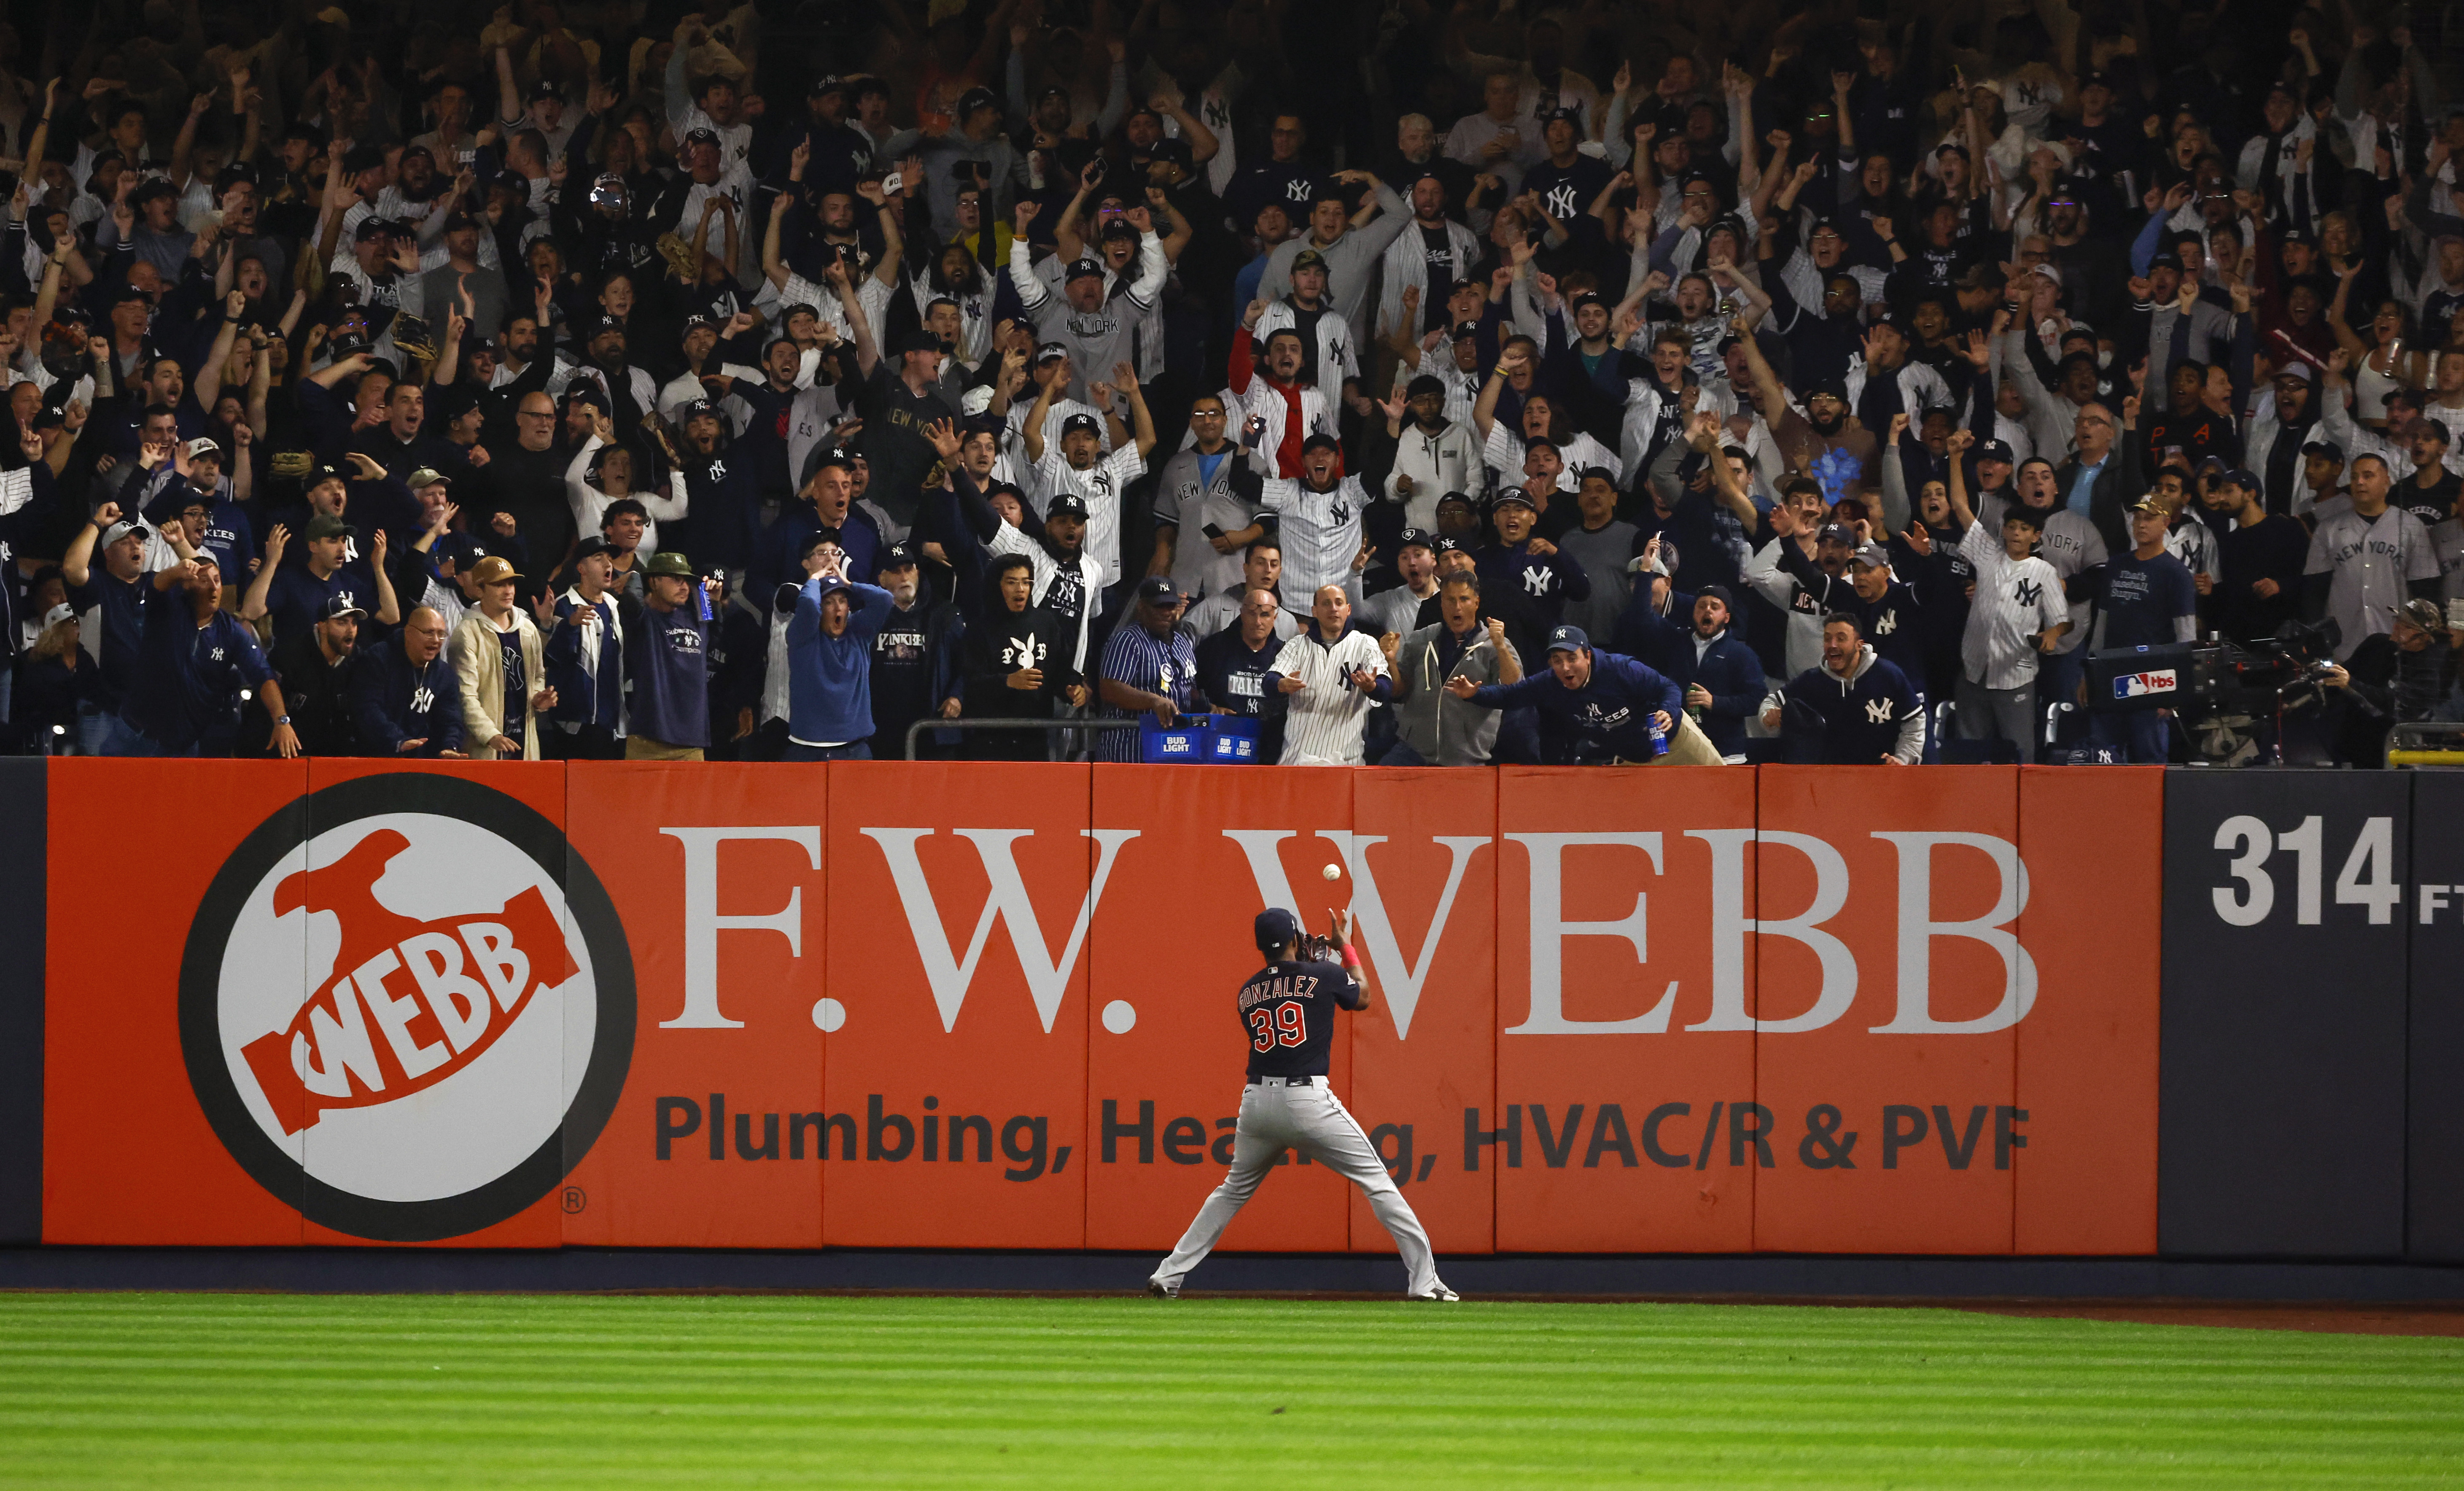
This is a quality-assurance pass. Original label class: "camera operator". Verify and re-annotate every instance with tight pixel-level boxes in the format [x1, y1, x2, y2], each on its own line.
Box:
[2320, 600, 2464, 766]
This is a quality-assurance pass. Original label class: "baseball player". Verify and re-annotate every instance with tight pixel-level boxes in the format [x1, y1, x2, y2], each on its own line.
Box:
[1147, 907, 1456, 1301]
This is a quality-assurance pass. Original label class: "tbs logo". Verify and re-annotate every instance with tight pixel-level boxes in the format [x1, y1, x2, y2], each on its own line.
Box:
[2113, 669, 2177, 700]
[178, 776, 635, 1240]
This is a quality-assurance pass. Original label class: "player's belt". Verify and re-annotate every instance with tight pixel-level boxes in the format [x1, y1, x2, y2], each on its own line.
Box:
[1249, 1074, 1317, 1087]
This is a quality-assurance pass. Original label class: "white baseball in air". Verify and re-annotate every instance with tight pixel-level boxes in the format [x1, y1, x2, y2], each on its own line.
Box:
[1322, 863, 1344, 882]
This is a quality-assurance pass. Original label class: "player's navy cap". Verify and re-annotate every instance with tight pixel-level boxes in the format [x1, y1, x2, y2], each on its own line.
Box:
[1254, 907, 1301, 954]
[1545, 625, 1589, 655]
[1047, 491, 1090, 519]
[1974, 438, 2015, 464]
[1398, 528, 1436, 553]
[2302, 438, 2346, 462]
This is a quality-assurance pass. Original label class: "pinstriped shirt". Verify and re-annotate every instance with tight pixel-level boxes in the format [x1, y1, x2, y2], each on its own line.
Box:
[1260, 475, 1367, 601]
[1957, 522, 2071, 690]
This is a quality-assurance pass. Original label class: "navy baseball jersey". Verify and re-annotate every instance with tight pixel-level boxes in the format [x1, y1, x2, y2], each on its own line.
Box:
[1238, 957, 1364, 1079]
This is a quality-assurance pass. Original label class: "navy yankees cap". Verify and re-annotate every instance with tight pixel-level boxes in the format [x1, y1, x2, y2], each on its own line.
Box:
[1047, 491, 1090, 519]
[1545, 625, 1589, 655]
[1135, 575, 1179, 604]
[1254, 908, 1301, 954]
[1301, 431, 1343, 455]
[1061, 412, 1102, 437]
[1975, 438, 2016, 464]
[2302, 438, 2346, 463]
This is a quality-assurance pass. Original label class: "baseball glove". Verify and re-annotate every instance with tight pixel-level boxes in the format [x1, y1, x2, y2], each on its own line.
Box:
[1298, 930, 1342, 963]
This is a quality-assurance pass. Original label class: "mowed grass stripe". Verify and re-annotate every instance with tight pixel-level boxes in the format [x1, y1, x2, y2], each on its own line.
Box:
[3, 1295, 2461, 1489]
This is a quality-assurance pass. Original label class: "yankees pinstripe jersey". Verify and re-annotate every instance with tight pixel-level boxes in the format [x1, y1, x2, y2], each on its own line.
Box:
[985, 522, 1104, 673]
[1260, 475, 1368, 601]
[1034, 445, 1145, 592]
[1269, 625, 1390, 766]
[2304, 505, 2441, 660]
[1957, 522, 2070, 688]
[1483, 423, 1619, 494]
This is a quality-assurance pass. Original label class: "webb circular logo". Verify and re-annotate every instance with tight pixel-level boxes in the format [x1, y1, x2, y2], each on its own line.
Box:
[179, 775, 634, 1241]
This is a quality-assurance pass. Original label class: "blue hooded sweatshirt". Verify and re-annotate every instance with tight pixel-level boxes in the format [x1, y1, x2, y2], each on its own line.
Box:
[786, 577, 894, 746]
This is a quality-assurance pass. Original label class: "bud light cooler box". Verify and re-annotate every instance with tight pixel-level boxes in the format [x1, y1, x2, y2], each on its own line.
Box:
[2088, 643, 2195, 712]
[1139, 714, 1261, 763]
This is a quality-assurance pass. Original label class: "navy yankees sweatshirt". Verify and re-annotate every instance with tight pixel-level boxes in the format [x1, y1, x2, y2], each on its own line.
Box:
[1468, 649, 1683, 759]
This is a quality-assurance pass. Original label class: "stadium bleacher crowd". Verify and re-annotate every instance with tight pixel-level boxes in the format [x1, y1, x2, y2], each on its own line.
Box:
[3, 0, 2463, 767]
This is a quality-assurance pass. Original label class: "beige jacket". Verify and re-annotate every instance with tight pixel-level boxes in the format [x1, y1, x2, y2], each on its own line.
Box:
[452, 609, 547, 760]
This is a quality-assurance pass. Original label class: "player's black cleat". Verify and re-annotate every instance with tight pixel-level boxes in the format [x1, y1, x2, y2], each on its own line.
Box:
[1146, 1276, 1179, 1298]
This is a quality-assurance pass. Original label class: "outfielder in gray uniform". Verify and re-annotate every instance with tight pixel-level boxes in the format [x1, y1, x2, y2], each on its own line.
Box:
[1147, 907, 1456, 1301]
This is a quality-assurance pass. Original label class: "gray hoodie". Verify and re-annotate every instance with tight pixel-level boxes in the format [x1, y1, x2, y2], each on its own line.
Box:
[1388, 618, 1521, 765]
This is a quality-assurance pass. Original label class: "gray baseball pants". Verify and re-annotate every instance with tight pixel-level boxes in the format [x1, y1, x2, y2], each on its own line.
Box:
[1152, 1076, 1445, 1296]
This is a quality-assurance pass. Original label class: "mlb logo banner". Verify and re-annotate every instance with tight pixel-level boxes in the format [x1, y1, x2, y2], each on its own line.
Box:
[2115, 669, 2177, 701]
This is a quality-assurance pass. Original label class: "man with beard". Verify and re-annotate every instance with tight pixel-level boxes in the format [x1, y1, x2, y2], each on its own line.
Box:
[474, 390, 578, 597]
[1763, 612, 1925, 765]
[2248, 361, 2358, 518]
[261, 596, 365, 756]
[1376, 170, 1480, 343]
[1611, 574, 1761, 760]
[864, 544, 962, 758]
[552, 315, 660, 429]
[932, 419, 1104, 676]
[2041, 181, 2130, 332]
[665, 398, 761, 582]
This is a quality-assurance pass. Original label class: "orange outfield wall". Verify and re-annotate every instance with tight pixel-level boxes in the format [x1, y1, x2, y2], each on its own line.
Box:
[37, 761, 2163, 1257]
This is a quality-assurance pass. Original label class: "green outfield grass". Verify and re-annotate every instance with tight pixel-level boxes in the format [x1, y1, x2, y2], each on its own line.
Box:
[1, 1292, 2460, 1488]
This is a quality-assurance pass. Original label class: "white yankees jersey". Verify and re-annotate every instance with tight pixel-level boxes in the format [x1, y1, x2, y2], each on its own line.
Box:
[1482, 423, 1618, 496]
[676, 166, 757, 276]
[911, 264, 996, 365]
[1957, 522, 2071, 688]
[772, 268, 897, 349]
[986, 520, 1104, 673]
[1269, 626, 1390, 766]
[2167, 515, 2222, 585]
[1254, 299, 1359, 390]
[2304, 505, 2442, 660]
[1010, 396, 1114, 458]
[1033, 445, 1144, 587]
[1261, 475, 1368, 602]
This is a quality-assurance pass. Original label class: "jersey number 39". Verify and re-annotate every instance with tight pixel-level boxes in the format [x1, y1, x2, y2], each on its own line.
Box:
[1250, 1004, 1306, 1052]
